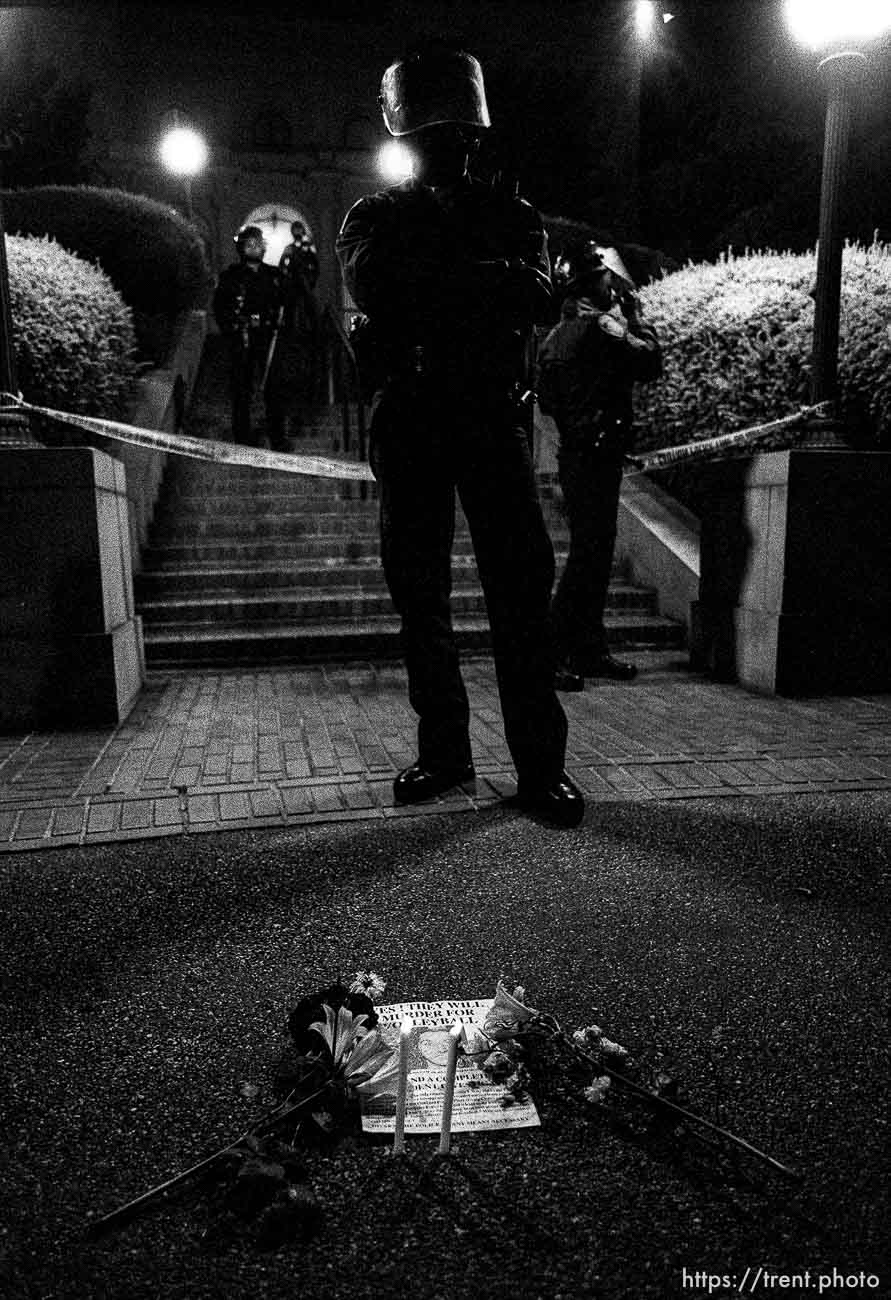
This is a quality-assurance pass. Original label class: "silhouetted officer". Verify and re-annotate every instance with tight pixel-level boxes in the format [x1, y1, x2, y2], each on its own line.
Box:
[278, 220, 321, 419]
[536, 243, 662, 687]
[336, 44, 583, 827]
[212, 225, 287, 449]
[279, 220, 320, 293]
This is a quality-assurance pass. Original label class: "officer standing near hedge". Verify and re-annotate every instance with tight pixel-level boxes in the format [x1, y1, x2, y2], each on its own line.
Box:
[212, 224, 287, 449]
[536, 242, 662, 688]
[336, 43, 583, 827]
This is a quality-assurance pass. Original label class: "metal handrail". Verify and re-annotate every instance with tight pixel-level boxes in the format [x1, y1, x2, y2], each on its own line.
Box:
[320, 303, 367, 465]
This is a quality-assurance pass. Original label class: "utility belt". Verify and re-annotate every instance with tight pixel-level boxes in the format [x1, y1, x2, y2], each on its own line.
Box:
[386, 342, 527, 400]
[350, 315, 527, 405]
[234, 314, 272, 332]
[561, 411, 632, 456]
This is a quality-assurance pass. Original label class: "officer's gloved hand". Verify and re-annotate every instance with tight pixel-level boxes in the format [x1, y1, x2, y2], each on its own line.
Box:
[503, 257, 551, 317]
[620, 289, 642, 321]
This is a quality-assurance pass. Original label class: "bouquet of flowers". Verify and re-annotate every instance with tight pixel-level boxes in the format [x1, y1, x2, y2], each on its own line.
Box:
[86, 973, 798, 1249]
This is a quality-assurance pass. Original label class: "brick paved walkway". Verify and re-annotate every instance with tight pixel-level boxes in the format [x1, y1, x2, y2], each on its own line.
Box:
[1, 652, 889, 852]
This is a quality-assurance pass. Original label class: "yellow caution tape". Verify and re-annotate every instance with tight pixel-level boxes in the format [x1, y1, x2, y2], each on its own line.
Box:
[3, 393, 829, 481]
[627, 403, 830, 474]
[2, 393, 375, 481]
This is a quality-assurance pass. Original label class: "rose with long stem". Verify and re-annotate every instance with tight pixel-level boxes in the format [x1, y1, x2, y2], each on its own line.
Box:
[484, 983, 802, 1182]
[85, 1073, 329, 1238]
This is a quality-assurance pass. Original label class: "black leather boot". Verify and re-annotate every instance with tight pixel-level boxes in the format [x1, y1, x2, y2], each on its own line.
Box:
[393, 762, 476, 805]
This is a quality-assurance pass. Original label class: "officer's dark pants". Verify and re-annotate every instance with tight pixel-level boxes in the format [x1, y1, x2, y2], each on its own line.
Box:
[227, 333, 286, 449]
[551, 440, 625, 664]
[370, 384, 568, 790]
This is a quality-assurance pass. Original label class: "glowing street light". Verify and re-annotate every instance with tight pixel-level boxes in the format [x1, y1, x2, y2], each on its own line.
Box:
[630, 2, 675, 237]
[378, 139, 414, 183]
[635, 1, 673, 41]
[158, 123, 208, 221]
[784, 0, 891, 421]
[635, 1, 657, 40]
[784, 0, 891, 48]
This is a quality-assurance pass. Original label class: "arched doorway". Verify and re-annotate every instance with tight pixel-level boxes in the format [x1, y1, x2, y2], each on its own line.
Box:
[240, 203, 314, 266]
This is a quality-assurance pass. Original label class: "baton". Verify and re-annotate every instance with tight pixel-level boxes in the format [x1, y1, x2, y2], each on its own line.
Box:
[261, 305, 286, 392]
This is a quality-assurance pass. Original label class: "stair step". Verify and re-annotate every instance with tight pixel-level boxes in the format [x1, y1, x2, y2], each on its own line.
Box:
[165, 463, 370, 490]
[140, 533, 534, 564]
[137, 583, 657, 625]
[143, 613, 684, 667]
[156, 491, 374, 514]
[136, 336, 686, 667]
[134, 556, 624, 594]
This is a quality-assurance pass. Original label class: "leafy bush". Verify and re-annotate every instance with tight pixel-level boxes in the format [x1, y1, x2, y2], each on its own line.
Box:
[633, 242, 891, 455]
[7, 233, 137, 419]
[2, 185, 210, 359]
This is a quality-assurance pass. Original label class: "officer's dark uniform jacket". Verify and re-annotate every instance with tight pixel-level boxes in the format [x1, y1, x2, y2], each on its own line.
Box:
[335, 173, 568, 788]
[212, 260, 286, 447]
[212, 261, 283, 339]
[537, 294, 662, 667]
[279, 241, 320, 293]
[336, 175, 551, 398]
[536, 295, 662, 453]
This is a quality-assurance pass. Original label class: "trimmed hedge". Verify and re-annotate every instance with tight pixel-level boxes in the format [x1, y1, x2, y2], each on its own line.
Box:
[633, 243, 891, 455]
[7, 233, 137, 419]
[2, 185, 210, 359]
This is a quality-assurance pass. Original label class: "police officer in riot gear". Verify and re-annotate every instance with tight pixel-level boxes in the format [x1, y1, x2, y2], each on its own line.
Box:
[279, 220, 320, 293]
[336, 44, 584, 827]
[212, 225, 287, 449]
[278, 221, 321, 420]
[537, 242, 662, 688]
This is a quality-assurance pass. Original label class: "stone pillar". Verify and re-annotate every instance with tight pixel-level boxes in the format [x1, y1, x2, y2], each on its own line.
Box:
[0, 447, 145, 730]
[691, 449, 891, 695]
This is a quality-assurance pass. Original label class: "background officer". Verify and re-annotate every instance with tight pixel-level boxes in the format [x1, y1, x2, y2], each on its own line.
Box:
[536, 242, 662, 688]
[278, 220, 321, 422]
[212, 224, 287, 449]
[336, 43, 583, 827]
[279, 220, 320, 293]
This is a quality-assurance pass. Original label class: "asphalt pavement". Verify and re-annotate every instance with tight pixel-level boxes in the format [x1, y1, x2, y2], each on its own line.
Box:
[1, 655, 889, 1299]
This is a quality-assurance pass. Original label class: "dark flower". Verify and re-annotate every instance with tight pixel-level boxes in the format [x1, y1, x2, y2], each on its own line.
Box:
[287, 983, 377, 1054]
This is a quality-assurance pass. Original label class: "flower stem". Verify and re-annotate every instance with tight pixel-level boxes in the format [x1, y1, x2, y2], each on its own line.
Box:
[85, 1081, 331, 1238]
[549, 1027, 801, 1181]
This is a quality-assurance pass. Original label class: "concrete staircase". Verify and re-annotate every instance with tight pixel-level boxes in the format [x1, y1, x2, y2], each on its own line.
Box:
[135, 451, 684, 667]
[134, 333, 683, 667]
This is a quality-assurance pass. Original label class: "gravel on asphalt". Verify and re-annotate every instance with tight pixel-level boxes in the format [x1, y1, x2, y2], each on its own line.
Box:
[1, 791, 889, 1300]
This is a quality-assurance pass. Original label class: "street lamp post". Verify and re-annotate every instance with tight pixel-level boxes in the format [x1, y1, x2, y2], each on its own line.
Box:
[784, 1, 891, 435]
[629, 2, 674, 239]
[810, 50, 867, 410]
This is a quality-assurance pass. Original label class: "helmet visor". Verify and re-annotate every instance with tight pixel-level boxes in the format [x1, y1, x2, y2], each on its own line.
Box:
[380, 51, 491, 137]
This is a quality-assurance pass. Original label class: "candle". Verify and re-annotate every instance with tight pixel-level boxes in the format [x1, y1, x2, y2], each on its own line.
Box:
[392, 1016, 413, 1154]
[437, 1020, 463, 1155]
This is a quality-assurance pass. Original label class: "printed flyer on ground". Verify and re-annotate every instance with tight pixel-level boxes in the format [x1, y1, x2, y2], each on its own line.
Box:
[360, 998, 541, 1136]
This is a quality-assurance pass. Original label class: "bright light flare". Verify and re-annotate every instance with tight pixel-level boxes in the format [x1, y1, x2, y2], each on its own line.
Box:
[258, 223, 290, 265]
[378, 139, 414, 183]
[158, 125, 208, 177]
[784, 0, 891, 48]
[635, 0, 657, 39]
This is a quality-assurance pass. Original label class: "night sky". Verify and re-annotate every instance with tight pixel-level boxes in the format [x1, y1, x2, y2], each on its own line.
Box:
[1, 1, 889, 261]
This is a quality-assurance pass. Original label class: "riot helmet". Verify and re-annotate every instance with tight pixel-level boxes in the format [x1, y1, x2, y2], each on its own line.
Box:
[553, 242, 636, 299]
[234, 225, 266, 261]
[379, 46, 491, 137]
